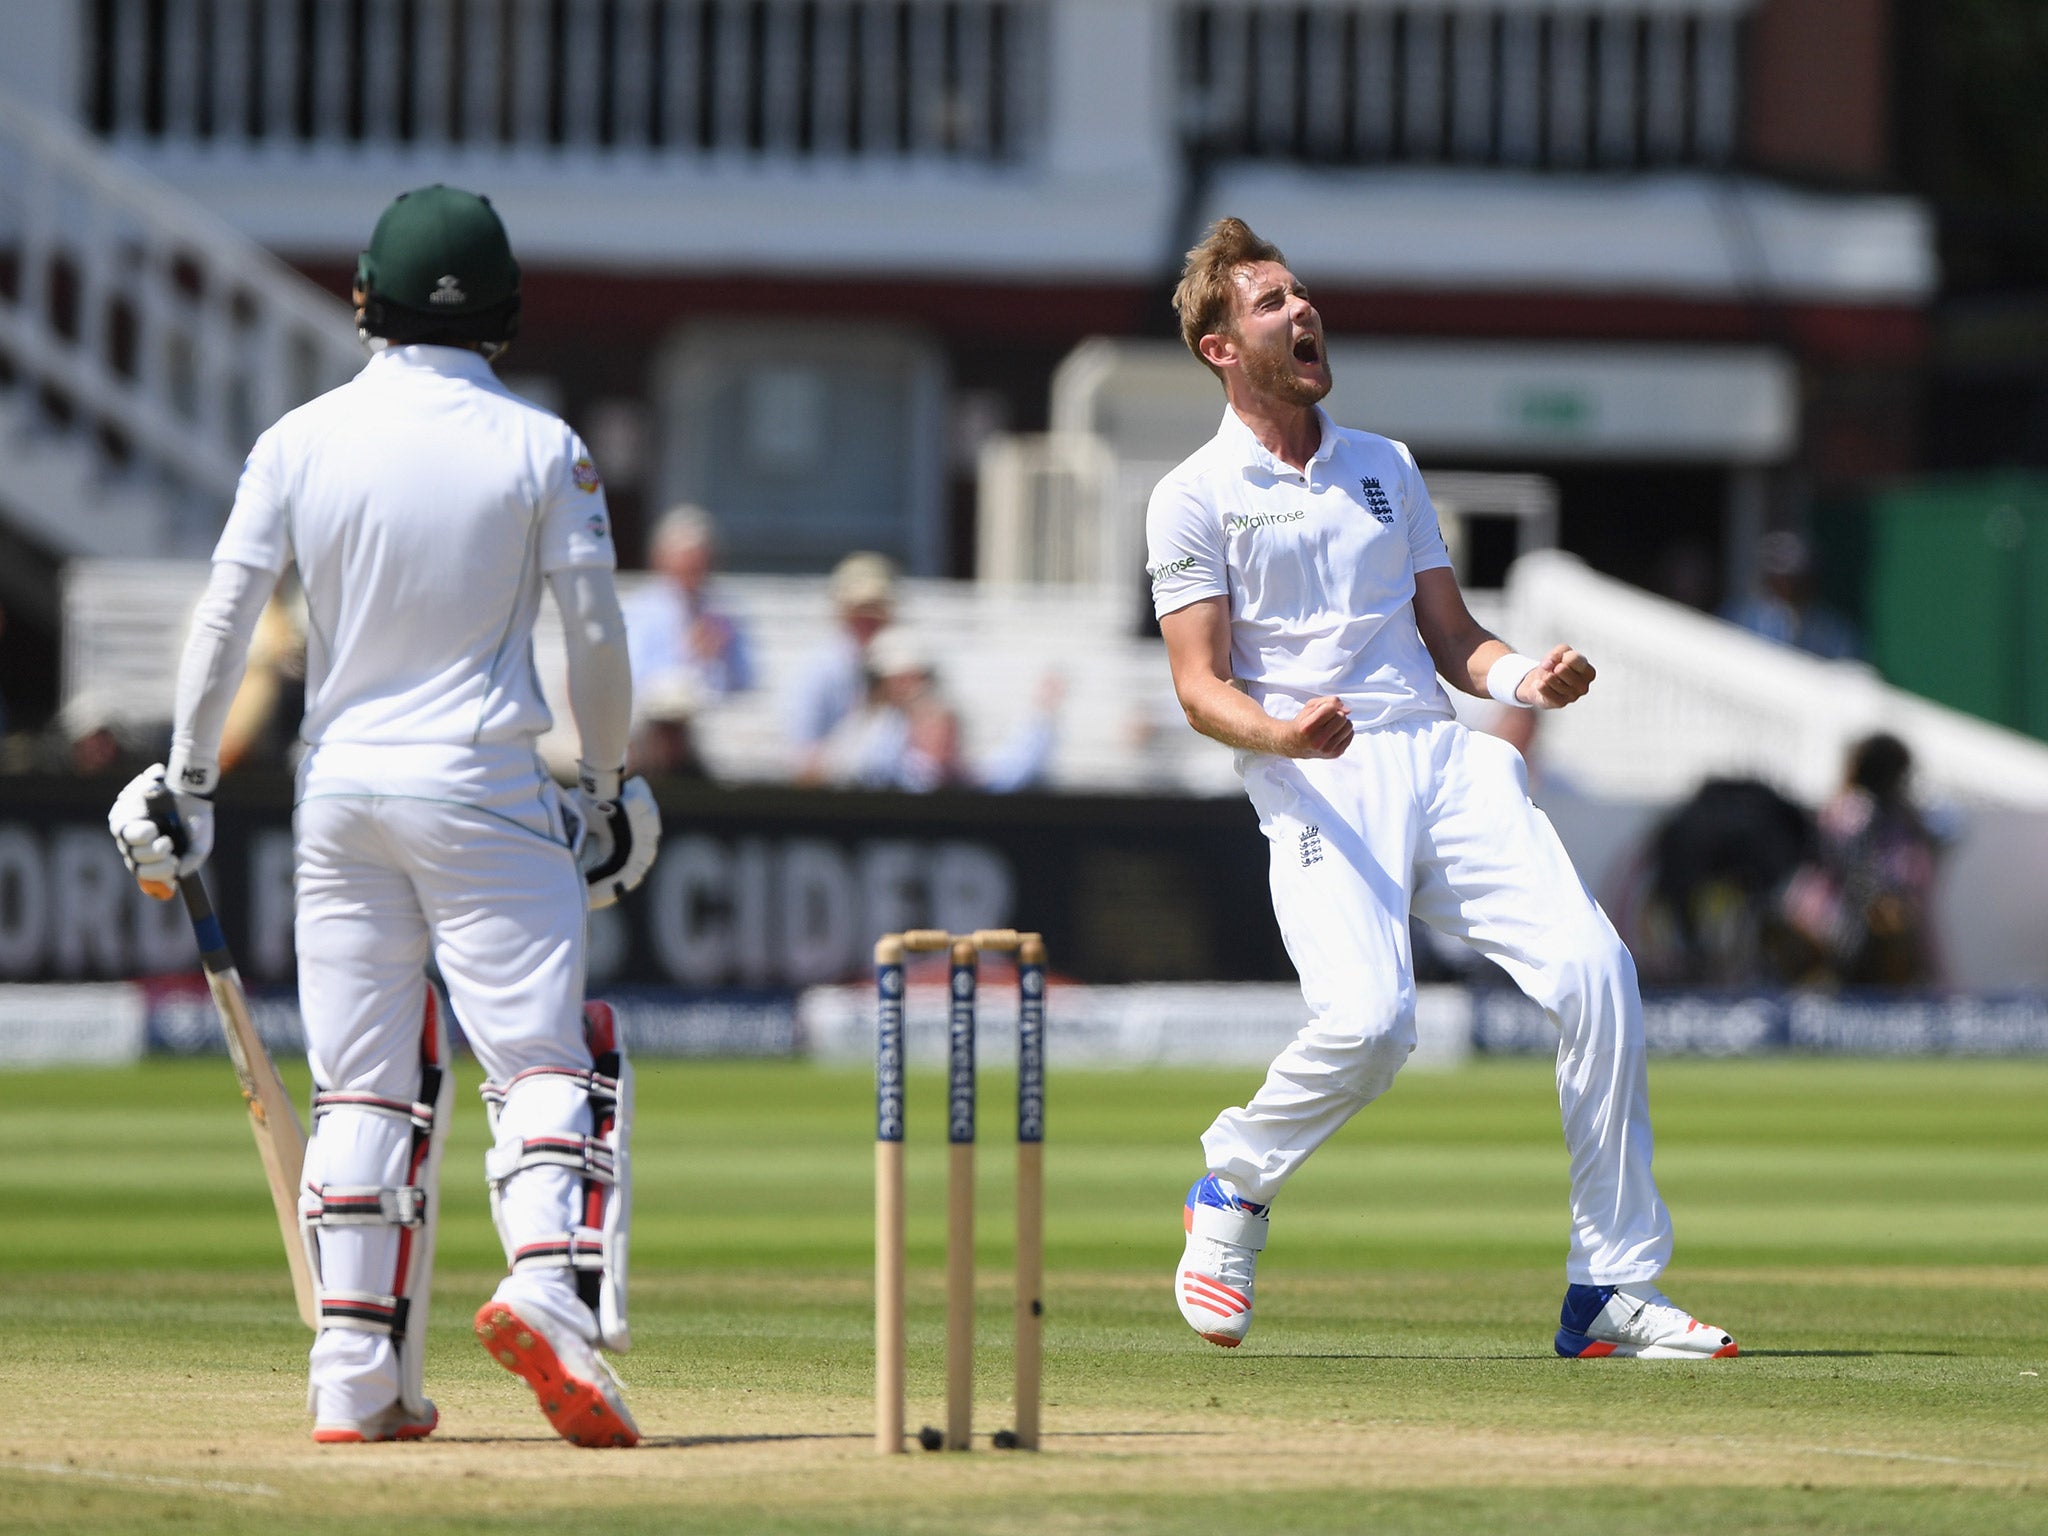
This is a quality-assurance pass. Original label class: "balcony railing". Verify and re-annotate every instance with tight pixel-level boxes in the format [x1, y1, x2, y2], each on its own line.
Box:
[85, 0, 1043, 163]
[1178, 1, 1749, 171]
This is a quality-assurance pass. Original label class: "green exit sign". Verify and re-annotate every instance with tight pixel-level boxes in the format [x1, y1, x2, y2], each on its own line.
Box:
[1508, 385, 1595, 435]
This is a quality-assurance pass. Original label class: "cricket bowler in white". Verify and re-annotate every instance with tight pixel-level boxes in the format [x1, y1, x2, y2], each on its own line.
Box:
[106, 186, 662, 1444]
[1154, 220, 1737, 1361]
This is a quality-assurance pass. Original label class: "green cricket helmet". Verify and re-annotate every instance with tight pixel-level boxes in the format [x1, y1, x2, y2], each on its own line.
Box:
[355, 184, 521, 349]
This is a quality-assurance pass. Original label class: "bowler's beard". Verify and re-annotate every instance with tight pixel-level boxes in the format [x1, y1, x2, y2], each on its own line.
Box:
[1239, 332, 1332, 407]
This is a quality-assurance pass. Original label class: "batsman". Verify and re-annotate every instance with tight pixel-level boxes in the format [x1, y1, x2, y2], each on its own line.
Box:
[106, 186, 660, 1446]
[1154, 220, 1738, 1362]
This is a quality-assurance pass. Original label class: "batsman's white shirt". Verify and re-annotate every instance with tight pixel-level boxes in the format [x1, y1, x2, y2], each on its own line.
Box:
[216, 345, 616, 1416]
[1147, 404, 1673, 1285]
[217, 344, 613, 778]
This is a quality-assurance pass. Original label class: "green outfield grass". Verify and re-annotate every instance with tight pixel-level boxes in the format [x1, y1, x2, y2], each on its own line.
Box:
[0, 1056, 2042, 1535]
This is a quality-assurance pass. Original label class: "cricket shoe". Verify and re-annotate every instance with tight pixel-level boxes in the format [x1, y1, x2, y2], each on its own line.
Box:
[1554, 1282, 1738, 1360]
[1176, 1175, 1269, 1348]
[311, 1399, 439, 1444]
[475, 1298, 641, 1447]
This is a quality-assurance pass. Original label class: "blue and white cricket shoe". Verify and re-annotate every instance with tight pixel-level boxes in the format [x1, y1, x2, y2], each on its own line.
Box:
[1555, 1281, 1738, 1359]
[1176, 1176, 1269, 1348]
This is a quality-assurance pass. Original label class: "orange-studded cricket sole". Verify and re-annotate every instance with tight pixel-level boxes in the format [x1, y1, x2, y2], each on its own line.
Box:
[311, 1410, 438, 1444]
[474, 1301, 639, 1448]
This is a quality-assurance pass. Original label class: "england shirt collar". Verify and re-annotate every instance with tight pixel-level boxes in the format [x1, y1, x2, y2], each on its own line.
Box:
[1219, 404, 1339, 483]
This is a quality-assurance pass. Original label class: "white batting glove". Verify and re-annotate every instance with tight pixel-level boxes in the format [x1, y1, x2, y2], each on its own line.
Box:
[569, 764, 661, 911]
[107, 764, 214, 901]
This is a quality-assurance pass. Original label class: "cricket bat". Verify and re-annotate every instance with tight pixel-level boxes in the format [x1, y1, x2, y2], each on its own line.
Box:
[146, 787, 317, 1328]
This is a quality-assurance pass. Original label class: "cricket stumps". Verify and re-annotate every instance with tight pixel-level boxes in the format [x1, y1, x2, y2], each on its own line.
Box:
[875, 929, 1046, 1454]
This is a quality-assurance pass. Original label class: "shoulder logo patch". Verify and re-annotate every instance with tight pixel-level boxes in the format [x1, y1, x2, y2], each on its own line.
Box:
[1360, 478, 1395, 525]
[572, 457, 602, 494]
[1147, 555, 1197, 585]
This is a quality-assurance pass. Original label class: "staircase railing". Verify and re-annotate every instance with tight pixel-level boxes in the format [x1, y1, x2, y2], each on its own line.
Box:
[0, 88, 360, 553]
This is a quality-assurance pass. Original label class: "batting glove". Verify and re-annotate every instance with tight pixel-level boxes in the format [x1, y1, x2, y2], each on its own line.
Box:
[570, 763, 661, 910]
[107, 764, 214, 901]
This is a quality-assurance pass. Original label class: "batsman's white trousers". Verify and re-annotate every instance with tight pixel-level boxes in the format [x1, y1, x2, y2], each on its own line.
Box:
[1205, 717, 1673, 1285]
[293, 744, 594, 1417]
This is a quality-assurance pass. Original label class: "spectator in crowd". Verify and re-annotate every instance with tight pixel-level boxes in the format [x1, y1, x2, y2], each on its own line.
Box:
[822, 626, 1064, 793]
[1625, 777, 1817, 986]
[216, 585, 309, 774]
[1721, 530, 1860, 661]
[790, 551, 897, 784]
[624, 505, 753, 702]
[627, 672, 710, 781]
[1782, 733, 1946, 986]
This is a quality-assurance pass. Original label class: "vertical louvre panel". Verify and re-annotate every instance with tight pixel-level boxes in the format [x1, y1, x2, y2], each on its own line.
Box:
[1497, 9, 1540, 166]
[108, 0, 151, 138]
[312, 0, 352, 144]
[1644, 11, 1688, 161]
[1303, 6, 1347, 160]
[713, 0, 752, 152]
[413, 0, 457, 147]
[859, 0, 899, 155]
[656, 0, 704, 151]
[1594, 9, 1638, 166]
[1547, 8, 1588, 168]
[212, 0, 254, 144]
[955, 0, 993, 159]
[1451, 9, 1494, 163]
[464, 0, 508, 147]
[612, 0, 658, 149]
[1693, 10, 1738, 165]
[161, 0, 203, 140]
[511, 0, 553, 146]
[1352, 6, 1394, 159]
[1171, 3, 1745, 174]
[1252, 6, 1296, 158]
[811, 0, 853, 154]
[563, 0, 607, 145]
[361, 0, 406, 147]
[1401, 9, 1444, 160]
[259, 0, 298, 142]
[905, 1, 943, 154]
[762, 0, 804, 152]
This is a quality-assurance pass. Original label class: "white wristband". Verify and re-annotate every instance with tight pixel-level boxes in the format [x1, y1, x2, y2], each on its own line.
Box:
[1486, 652, 1539, 708]
[577, 761, 624, 803]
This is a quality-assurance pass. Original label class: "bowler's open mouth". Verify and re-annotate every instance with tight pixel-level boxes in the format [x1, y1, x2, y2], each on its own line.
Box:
[1292, 334, 1321, 364]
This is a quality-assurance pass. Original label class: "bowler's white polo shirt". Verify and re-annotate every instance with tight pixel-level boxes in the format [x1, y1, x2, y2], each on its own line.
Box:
[214, 345, 614, 751]
[1145, 405, 1455, 732]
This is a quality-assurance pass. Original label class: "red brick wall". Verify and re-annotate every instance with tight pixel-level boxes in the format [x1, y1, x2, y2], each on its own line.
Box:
[1747, 0, 1894, 182]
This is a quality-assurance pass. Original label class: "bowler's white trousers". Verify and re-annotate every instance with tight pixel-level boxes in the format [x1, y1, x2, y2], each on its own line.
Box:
[293, 743, 596, 1418]
[1206, 717, 1673, 1284]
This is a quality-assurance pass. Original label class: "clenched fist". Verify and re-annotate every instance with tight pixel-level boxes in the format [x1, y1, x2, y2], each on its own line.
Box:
[1281, 695, 1354, 758]
[1517, 644, 1596, 710]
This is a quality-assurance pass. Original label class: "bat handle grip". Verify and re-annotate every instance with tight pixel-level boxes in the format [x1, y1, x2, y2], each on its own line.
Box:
[144, 783, 191, 859]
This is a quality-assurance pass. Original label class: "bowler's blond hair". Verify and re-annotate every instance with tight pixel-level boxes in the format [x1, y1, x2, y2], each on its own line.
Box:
[1172, 217, 1287, 381]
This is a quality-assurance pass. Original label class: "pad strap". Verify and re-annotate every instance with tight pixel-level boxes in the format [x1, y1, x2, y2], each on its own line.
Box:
[485, 1134, 616, 1187]
[478, 1065, 619, 1115]
[1189, 1203, 1270, 1251]
[302, 1183, 427, 1228]
[313, 1090, 439, 1135]
[510, 1227, 607, 1274]
[318, 1288, 411, 1337]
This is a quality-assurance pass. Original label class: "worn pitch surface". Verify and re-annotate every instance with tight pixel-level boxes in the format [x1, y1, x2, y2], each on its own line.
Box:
[1, 1057, 2042, 1534]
